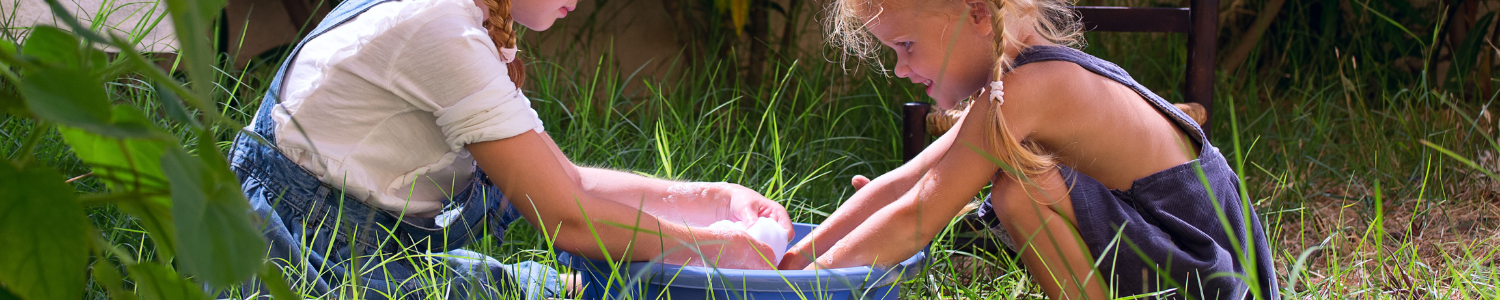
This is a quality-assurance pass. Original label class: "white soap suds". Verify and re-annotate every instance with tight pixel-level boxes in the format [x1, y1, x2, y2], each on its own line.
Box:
[647, 183, 724, 227]
[707, 217, 788, 265]
[663, 182, 716, 203]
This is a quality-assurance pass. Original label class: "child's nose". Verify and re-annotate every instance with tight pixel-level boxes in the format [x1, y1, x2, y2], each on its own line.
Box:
[893, 61, 912, 78]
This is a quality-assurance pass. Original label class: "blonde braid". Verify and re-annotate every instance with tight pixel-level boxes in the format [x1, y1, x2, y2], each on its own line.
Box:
[482, 0, 526, 87]
[981, 0, 1055, 181]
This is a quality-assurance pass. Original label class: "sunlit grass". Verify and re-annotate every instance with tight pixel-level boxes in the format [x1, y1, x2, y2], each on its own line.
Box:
[3, 0, 1500, 299]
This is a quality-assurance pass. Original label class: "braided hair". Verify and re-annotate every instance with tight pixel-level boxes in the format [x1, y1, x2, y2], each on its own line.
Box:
[480, 0, 526, 87]
[978, 0, 1055, 180]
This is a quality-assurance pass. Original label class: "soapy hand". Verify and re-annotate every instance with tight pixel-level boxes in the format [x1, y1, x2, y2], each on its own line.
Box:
[652, 182, 791, 237]
[708, 217, 789, 265]
[718, 184, 794, 241]
[663, 225, 779, 269]
[648, 182, 793, 269]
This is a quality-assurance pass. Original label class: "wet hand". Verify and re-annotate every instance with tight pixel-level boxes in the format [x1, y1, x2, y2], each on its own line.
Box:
[776, 175, 867, 270]
[664, 227, 779, 270]
[777, 244, 816, 270]
[851, 175, 870, 190]
[717, 183, 794, 241]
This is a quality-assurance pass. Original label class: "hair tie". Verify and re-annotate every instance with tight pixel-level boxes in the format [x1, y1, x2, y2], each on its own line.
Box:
[989, 80, 1005, 105]
[498, 47, 519, 63]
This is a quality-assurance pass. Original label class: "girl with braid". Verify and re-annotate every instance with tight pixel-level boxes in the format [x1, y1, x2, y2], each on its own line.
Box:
[778, 0, 1277, 298]
[230, 0, 792, 298]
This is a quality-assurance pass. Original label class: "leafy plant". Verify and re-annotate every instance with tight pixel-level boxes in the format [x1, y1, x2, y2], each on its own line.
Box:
[0, 0, 284, 299]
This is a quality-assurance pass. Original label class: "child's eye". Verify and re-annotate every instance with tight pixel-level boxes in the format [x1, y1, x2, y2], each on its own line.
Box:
[898, 42, 913, 52]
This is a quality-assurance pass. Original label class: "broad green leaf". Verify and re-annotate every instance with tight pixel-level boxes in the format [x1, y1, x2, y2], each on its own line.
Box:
[0, 88, 27, 118]
[19, 26, 78, 67]
[58, 109, 178, 257]
[59, 106, 173, 191]
[197, 0, 229, 25]
[115, 199, 177, 259]
[0, 162, 89, 300]
[152, 83, 201, 128]
[19, 68, 109, 126]
[84, 46, 109, 71]
[90, 261, 140, 300]
[20, 69, 161, 138]
[0, 40, 15, 57]
[99, 105, 171, 139]
[162, 0, 226, 108]
[18, 66, 108, 124]
[126, 263, 209, 300]
[0, 286, 17, 300]
[260, 264, 301, 300]
[162, 145, 265, 287]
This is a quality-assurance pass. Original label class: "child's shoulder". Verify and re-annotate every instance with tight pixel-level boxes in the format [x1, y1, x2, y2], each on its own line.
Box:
[1003, 59, 1103, 103]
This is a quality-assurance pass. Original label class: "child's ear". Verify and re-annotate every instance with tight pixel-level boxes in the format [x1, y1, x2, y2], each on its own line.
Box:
[963, 0, 995, 36]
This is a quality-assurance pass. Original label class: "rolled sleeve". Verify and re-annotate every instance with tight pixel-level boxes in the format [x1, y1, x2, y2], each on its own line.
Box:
[433, 80, 542, 150]
[386, 10, 542, 151]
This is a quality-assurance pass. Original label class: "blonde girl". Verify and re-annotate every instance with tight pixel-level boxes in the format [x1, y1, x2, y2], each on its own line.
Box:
[778, 0, 1277, 298]
[231, 0, 793, 298]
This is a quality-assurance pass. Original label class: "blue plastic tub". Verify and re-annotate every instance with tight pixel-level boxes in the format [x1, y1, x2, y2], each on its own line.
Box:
[559, 223, 926, 300]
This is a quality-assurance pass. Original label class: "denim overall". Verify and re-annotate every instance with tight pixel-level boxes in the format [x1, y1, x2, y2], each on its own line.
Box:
[974, 46, 1280, 300]
[228, 0, 560, 298]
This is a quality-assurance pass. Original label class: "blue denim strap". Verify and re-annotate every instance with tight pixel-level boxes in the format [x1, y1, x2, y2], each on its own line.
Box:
[1009, 45, 1209, 149]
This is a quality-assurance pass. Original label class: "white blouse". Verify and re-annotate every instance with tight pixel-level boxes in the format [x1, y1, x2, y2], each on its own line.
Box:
[264, 0, 543, 216]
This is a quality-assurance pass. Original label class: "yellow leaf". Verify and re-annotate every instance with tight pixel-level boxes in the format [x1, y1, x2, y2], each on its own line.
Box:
[731, 0, 749, 36]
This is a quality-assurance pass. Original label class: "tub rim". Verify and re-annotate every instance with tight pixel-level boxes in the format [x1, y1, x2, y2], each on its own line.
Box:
[559, 223, 928, 293]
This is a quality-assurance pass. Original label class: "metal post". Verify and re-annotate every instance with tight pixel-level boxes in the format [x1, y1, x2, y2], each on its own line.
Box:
[902, 102, 932, 162]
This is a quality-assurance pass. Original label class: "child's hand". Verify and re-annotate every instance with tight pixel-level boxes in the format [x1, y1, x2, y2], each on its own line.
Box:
[851, 175, 871, 190]
[775, 175, 869, 270]
[664, 227, 779, 270]
[777, 244, 816, 270]
[718, 183, 794, 241]
[653, 182, 791, 238]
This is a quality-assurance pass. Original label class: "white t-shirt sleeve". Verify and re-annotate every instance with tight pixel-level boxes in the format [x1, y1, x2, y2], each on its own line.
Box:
[386, 11, 543, 151]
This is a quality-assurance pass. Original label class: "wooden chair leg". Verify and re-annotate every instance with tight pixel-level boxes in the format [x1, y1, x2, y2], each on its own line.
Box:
[1186, 0, 1219, 138]
[902, 102, 932, 162]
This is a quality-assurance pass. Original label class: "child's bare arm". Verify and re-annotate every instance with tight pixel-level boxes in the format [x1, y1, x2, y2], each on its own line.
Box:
[577, 167, 792, 235]
[805, 75, 1059, 267]
[777, 107, 972, 269]
[468, 131, 777, 269]
[540, 131, 794, 241]
[806, 98, 1037, 268]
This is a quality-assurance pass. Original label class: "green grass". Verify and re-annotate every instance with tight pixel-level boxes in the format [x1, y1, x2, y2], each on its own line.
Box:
[4, 0, 1500, 299]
